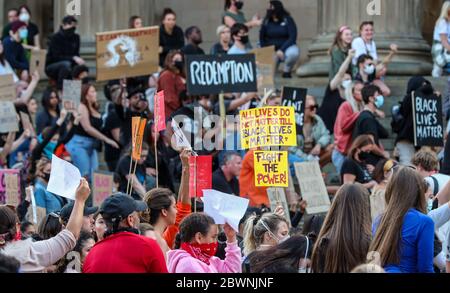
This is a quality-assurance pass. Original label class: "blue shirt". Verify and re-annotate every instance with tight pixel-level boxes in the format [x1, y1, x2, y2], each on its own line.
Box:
[373, 209, 435, 273]
[228, 45, 248, 55]
[34, 178, 66, 214]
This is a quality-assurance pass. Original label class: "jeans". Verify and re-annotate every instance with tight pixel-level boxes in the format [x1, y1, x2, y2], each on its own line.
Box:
[45, 61, 72, 90]
[332, 149, 346, 175]
[66, 135, 99, 182]
[276, 45, 300, 73]
[395, 141, 416, 166]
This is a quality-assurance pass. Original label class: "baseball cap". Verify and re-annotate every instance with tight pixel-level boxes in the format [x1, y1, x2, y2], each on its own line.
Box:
[127, 87, 147, 101]
[11, 21, 27, 34]
[99, 193, 148, 220]
[60, 202, 98, 222]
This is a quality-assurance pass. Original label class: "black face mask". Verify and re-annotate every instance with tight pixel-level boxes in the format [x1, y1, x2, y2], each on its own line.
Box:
[174, 61, 184, 71]
[63, 27, 76, 36]
[43, 172, 51, 182]
[358, 151, 371, 161]
[235, 1, 244, 10]
[419, 83, 434, 95]
[240, 35, 249, 45]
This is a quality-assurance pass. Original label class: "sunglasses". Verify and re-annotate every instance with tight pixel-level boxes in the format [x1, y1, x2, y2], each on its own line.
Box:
[308, 105, 318, 111]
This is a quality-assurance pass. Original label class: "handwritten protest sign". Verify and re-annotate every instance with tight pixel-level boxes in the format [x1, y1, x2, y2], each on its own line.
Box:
[0, 74, 16, 102]
[412, 91, 444, 147]
[0, 102, 19, 133]
[5, 173, 20, 207]
[62, 80, 81, 111]
[30, 49, 47, 77]
[0, 169, 20, 204]
[189, 156, 212, 198]
[154, 91, 166, 132]
[267, 188, 291, 227]
[186, 54, 257, 95]
[171, 120, 194, 151]
[47, 155, 82, 200]
[240, 106, 297, 149]
[25, 187, 37, 224]
[251, 46, 275, 94]
[294, 161, 331, 214]
[254, 151, 288, 187]
[282, 87, 307, 135]
[96, 26, 159, 81]
[93, 172, 114, 207]
[202, 189, 250, 232]
[131, 117, 147, 161]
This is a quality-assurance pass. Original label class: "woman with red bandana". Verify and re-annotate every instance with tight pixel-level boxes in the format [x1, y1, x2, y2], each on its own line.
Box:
[167, 213, 242, 273]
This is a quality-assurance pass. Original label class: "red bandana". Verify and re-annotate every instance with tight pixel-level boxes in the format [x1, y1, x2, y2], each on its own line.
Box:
[180, 242, 218, 265]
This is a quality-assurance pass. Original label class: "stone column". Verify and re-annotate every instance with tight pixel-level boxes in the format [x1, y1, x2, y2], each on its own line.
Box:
[297, 0, 432, 77]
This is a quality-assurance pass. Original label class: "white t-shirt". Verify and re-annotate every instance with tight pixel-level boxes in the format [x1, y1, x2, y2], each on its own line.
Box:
[425, 173, 450, 195]
[433, 19, 450, 43]
[351, 37, 378, 65]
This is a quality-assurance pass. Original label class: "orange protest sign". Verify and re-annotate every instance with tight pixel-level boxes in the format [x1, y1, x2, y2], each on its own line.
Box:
[131, 117, 147, 161]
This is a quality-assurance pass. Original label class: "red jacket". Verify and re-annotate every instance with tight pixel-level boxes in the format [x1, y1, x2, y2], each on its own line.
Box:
[334, 101, 360, 155]
[83, 232, 168, 273]
[157, 70, 185, 118]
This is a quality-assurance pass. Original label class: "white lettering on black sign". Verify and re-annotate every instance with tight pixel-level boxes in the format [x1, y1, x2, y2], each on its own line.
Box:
[413, 92, 444, 147]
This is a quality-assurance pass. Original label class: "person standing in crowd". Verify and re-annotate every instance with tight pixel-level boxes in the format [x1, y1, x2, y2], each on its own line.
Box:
[210, 25, 231, 55]
[0, 42, 19, 82]
[212, 152, 241, 195]
[159, 8, 185, 67]
[35, 87, 62, 135]
[59, 202, 98, 234]
[128, 15, 143, 29]
[83, 194, 168, 273]
[223, 0, 262, 30]
[181, 26, 205, 55]
[167, 213, 242, 273]
[228, 23, 250, 54]
[37, 213, 63, 240]
[394, 77, 434, 165]
[329, 25, 353, 80]
[1, 8, 19, 41]
[311, 184, 371, 273]
[17, 5, 41, 56]
[370, 167, 435, 273]
[0, 179, 90, 273]
[3, 21, 29, 76]
[102, 84, 123, 172]
[259, 0, 299, 78]
[370, 159, 397, 222]
[289, 95, 332, 167]
[46, 16, 85, 90]
[354, 54, 393, 97]
[157, 50, 186, 119]
[341, 135, 379, 190]
[431, 1, 450, 78]
[66, 84, 119, 181]
[59, 231, 95, 273]
[352, 84, 389, 155]
[93, 212, 106, 242]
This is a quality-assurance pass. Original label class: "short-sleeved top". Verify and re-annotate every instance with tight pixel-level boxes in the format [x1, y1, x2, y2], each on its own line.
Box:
[222, 10, 247, 25]
[23, 22, 39, 46]
[116, 155, 146, 199]
[352, 37, 378, 65]
[341, 158, 372, 184]
[352, 110, 389, 146]
[74, 115, 103, 139]
[103, 109, 122, 162]
[434, 19, 450, 43]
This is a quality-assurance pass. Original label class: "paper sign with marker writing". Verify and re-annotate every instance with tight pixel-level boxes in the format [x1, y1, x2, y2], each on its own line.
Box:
[0, 169, 20, 204]
[47, 155, 82, 200]
[93, 172, 114, 207]
[131, 117, 147, 161]
[254, 151, 288, 187]
[30, 49, 47, 77]
[154, 91, 166, 132]
[0, 102, 19, 133]
[240, 106, 297, 149]
[251, 46, 275, 95]
[62, 80, 82, 111]
[0, 74, 16, 102]
[189, 156, 212, 198]
[202, 189, 250, 232]
[267, 188, 291, 227]
[172, 120, 192, 150]
[5, 173, 20, 207]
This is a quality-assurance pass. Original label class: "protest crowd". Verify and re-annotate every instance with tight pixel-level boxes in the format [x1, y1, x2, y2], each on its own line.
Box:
[2, 0, 450, 275]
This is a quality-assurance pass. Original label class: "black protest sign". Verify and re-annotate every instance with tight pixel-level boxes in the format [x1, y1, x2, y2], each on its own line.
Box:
[282, 87, 307, 135]
[186, 54, 257, 95]
[412, 91, 444, 147]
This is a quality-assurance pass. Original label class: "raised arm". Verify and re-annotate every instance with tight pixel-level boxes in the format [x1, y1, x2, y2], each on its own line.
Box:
[15, 71, 40, 105]
[330, 49, 355, 91]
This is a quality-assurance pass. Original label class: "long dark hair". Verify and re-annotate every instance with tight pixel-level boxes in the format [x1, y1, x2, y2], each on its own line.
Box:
[129, 15, 141, 29]
[0, 206, 18, 248]
[81, 83, 99, 114]
[143, 188, 176, 226]
[265, 0, 290, 21]
[348, 135, 374, 160]
[178, 213, 216, 243]
[41, 87, 60, 112]
[161, 8, 176, 22]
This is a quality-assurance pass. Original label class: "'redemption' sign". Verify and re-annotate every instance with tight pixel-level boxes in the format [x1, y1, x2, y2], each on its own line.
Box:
[96, 26, 159, 81]
[412, 91, 444, 147]
[186, 54, 257, 95]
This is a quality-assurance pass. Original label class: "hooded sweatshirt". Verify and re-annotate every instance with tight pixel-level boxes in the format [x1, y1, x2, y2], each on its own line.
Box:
[167, 241, 242, 273]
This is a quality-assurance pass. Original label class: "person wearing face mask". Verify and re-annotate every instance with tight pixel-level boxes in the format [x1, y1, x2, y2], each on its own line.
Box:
[2, 21, 29, 74]
[167, 213, 242, 273]
[223, 0, 262, 31]
[159, 8, 184, 67]
[83, 194, 168, 273]
[228, 23, 250, 55]
[17, 5, 40, 58]
[355, 54, 392, 97]
[341, 135, 379, 190]
[181, 26, 205, 56]
[352, 84, 389, 157]
[46, 16, 85, 90]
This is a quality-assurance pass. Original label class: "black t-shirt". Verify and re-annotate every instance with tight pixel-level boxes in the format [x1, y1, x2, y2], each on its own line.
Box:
[212, 168, 240, 195]
[24, 22, 39, 47]
[181, 44, 205, 56]
[159, 25, 185, 67]
[103, 110, 122, 162]
[317, 85, 345, 135]
[352, 110, 389, 146]
[116, 155, 146, 199]
[341, 158, 372, 184]
[74, 115, 103, 138]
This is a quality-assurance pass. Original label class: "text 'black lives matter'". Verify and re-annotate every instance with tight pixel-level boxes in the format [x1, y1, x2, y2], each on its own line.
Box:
[282, 87, 307, 135]
[186, 54, 257, 96]
[412, 91, 444, 147]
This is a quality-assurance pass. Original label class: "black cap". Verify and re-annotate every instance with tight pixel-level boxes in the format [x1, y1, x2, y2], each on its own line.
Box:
[99, 193, 148, 221]
[127, 87, 147, 101]
[60, 203, 98, 222]
[62, 15, 78, 25]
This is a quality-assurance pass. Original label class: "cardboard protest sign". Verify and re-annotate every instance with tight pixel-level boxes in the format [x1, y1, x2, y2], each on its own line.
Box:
[47, 155, 82, 200]
[202, 189, 250, 232]
[0, 102, 19, 133]
[154, 91, 166, 132]
[282, 87, 307, 135]
[96, 26, 159, 81]
[189, 156, 213, 198]
[0, 169, 20, 204]
[131, 117, 147, 161]
[186, 54, 257, 95]
[62, 80, 81, 111]
[240, 106, 297, 149]
[254, 151, 288, 187]
[30, 49, 47, 77]
[412, 91, 444, 147]
[93, 172, 114, 207]
[267, 188, 291, 227]
[0, 74, 16, 102]
[251, 46, 275, 94]
[171, 120, 194, 151]
[294, 161, 331, 214]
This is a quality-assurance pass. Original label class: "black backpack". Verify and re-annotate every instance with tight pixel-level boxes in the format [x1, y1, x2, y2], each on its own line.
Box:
[391, 103, 405, 134]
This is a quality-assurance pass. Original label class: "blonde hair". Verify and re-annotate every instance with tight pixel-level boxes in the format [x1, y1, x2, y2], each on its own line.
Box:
[216, 25, 228, 37]
[344, 81, 364, 113]
[437, 1, 450, 26]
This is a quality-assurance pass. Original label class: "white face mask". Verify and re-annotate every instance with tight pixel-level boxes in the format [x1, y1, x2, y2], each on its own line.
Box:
[19, 13, 30, 23]
[341, 80, 352, 90]
[364, 64, 375, 75]
[261, 220, 289, 244]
